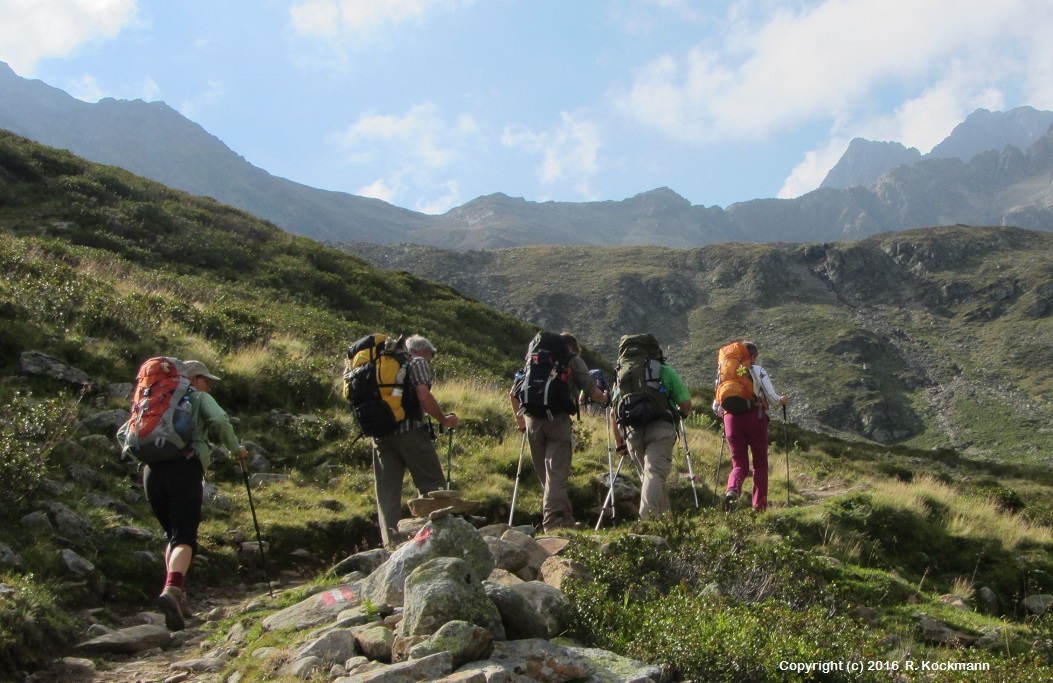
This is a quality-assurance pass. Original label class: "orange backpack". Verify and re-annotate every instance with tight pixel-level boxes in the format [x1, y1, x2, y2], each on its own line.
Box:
[715, 342, 759, 414]
[118, 357, 195, 464]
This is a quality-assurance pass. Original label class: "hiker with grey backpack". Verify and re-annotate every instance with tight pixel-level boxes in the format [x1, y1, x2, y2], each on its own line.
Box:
[712, 341, 788, 512]
[607, 334, 692, 521]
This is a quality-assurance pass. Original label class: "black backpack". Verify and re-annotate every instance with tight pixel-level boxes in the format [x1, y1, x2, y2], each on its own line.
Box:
[342, 333, 420, 438]
[589, 369, 609, 395]
[516, 332, 577, 419]
[613, 334, 671, 428]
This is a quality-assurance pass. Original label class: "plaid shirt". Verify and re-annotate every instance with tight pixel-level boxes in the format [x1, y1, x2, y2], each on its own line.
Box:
[392, 354, 433, 435]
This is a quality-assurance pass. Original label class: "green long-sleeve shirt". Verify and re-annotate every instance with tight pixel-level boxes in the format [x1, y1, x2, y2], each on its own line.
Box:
[187, 390, 240, 471]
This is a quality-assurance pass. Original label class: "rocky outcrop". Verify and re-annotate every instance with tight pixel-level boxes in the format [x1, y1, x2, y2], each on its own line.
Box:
[262, 516, 660, 683]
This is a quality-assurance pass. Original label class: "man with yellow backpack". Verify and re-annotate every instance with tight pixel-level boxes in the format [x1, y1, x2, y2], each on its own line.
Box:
[344, 334, 458, 546]
[712, 341, 788, 512]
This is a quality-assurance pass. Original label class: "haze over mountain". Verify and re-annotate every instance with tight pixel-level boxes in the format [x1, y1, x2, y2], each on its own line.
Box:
[2, 61, 1053, 249]
[821, 107, 1053, 190]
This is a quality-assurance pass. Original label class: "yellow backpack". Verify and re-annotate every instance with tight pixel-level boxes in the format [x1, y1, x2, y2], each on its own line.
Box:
[342, 334, 416, 437]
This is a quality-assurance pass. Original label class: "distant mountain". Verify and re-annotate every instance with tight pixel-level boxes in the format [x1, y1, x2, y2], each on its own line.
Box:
[820, 139, 921, 190]
[348, 224, 1053, 454]
[821, 106, 1053, 190]
[927, 106, 1053, 161]
[2, 61, 1052, 248]
[0, 62, 427, 243]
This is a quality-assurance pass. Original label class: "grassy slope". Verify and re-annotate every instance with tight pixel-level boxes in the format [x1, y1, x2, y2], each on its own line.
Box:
[2, 132, 1053, 680]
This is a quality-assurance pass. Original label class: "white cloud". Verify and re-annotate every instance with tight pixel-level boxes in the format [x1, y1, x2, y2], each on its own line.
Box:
[338, 103, 477, 212]
[339, 103, 473, 169]
[358, 176, 400, 204]
[778, 136, 850, 199]
[289, 0, 470, 42]
[0, 0, 137, 75]
[619, 0, 1051, 144]
[502, 111, 603, 199]
[779, 61, 1011, 198]
[178, 80, 225, 120]
[415, 180, 461, 215]
[69, 74, 106, 102]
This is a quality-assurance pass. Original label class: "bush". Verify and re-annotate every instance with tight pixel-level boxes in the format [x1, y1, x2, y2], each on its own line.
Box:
[0, 574, 79, 677]
[0, 393, 79, 508]
[563, 516, 887, 682]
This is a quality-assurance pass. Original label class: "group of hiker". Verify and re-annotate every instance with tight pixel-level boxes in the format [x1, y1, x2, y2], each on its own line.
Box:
[116, 332, 787, 632]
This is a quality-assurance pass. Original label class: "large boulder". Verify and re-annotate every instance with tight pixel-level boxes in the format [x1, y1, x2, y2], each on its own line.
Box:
[458, 640, 593, 682]
[483, 581, 549, 641]
[508, 582, 571, 639]
[19, 351, 92, 387]
[400, 558, 503, 640]
[75, 625, 172, 655]
[363, 516, 494, 607]
[408, 620, 493, 668]
[294, 628, 359, 666]
[334, 651, 453, 683]
[261, 583, 364, 631]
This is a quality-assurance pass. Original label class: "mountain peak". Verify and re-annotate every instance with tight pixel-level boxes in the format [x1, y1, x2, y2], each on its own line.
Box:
[820, 138, 921, 189]
[927, 106, 1053, 161]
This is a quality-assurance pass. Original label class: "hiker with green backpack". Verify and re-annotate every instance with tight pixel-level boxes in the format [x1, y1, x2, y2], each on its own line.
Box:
[608, 334, 692, 520]
[510, 332, 608, 532]
[712, 341, 788, 512]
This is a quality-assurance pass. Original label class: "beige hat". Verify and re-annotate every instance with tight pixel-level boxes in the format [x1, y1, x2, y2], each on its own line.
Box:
[183, 360, 221, 381]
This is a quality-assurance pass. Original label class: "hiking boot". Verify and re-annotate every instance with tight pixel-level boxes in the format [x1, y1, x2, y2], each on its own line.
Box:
[157, 585, 186, 631]
[177, 588, 193, 619]
[723, 490, 739, 509]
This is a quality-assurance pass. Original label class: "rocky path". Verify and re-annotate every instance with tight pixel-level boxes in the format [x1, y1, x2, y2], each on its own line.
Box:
[40, 583, 282, 683]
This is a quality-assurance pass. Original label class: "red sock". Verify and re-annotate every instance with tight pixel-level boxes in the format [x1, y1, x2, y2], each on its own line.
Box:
[165, 571, 185, 589]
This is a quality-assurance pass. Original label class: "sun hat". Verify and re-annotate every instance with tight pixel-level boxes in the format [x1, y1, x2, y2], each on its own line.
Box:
[183, 360, 221, 381]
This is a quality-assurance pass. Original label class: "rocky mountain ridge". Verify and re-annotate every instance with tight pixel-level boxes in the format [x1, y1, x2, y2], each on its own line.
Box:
[821, 106, 1053, 190]
[3, 62, 1053, 248]
[348, 225, 1053, 456]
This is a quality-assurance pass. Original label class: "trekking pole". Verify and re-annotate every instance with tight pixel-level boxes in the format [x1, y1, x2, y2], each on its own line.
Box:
[508, 430, 527, 526]
[239, 454, 274, 598]
[445, 428, 455, 490]
[679, 418, 700, 509]
[783, 404, 790, 507]
[604, 406, 615, 520]
[713, 424, 726, 506]
[595, 453, 626, 531]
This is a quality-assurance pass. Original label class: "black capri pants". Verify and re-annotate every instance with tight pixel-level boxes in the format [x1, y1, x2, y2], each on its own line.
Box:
[143, 456, 205, 556]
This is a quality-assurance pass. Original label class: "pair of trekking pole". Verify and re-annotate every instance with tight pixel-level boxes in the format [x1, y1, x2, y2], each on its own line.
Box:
[441, 426, 456, 490]
[595, 405, 623, 530]
[594, 410, 700, 530]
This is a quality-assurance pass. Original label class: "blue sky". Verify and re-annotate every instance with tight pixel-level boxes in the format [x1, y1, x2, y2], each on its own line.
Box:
[3, 1, 1053, 215]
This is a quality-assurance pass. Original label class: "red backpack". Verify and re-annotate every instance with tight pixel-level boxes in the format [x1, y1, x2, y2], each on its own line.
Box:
[715, 342, 759, 414]
[118, 357, 195, 464]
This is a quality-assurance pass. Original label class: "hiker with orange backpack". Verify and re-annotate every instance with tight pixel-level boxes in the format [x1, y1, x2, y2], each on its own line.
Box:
[712, 341, 788, 512]
[135, 359, 248, 631]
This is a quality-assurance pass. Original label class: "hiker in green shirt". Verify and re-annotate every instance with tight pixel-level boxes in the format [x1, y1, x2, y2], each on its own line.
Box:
[610, 345, 692, 520]
[145, 360, 247, 631]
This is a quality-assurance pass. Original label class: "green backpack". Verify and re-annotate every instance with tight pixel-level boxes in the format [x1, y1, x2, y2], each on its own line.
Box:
[613, 334, 671, 428]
